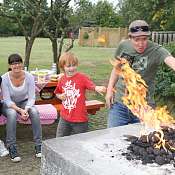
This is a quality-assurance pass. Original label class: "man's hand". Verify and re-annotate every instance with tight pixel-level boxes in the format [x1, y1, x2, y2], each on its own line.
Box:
[105, 67, 119, 109]
[105, 90, 114, 109]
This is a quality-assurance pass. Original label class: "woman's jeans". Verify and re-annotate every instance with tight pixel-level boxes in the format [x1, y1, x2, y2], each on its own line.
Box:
[108, 102, 140, 128]
[2, 101, 42, 147]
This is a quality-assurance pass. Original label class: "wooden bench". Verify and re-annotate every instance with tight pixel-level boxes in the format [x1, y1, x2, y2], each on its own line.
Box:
[36, 99, 105, 115]
[0, 104, 57, 125]
[0, 100, 105, 126]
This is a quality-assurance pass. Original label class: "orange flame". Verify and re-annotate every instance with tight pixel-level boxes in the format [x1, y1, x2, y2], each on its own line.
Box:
[111, 58, 175, 150]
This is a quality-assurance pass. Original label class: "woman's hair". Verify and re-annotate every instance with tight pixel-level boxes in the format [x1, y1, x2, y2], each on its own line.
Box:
[59, 52, 78, 71]
[8, 54, 23, 65]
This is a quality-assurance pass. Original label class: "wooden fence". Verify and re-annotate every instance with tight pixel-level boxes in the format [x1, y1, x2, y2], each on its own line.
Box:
[78, 27, 128, 48]
[152, 31, 175, 45]
[79, 29, 175, 46]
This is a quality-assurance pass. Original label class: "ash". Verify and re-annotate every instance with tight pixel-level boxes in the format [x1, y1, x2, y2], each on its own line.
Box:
[83, 138, 128, 160]
[123, 127, 175, 166]
[82, 137, 175, 175]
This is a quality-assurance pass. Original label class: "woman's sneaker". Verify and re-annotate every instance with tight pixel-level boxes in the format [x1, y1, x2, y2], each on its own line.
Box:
[35, 145, 41, 158]
[0, 140, 9, 157]
[8, 145, 21, 162]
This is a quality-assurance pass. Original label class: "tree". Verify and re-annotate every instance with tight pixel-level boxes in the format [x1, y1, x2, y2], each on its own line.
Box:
[0, 16, 19, 36]
[118, 0, 175, 30]
[73, 0, 122, 27]
[0, 0, 48, 69]
[44, 0, 73, 73]
[94, 0, 122, 27]
[73, 0, 95, 27]
[72, 0, 124, 28]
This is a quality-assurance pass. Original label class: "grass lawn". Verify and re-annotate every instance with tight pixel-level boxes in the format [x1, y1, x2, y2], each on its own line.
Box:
[0, 37, 114, 75]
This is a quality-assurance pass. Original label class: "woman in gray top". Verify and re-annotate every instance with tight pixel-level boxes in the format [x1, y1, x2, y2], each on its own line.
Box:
[1, 54, 42, 162]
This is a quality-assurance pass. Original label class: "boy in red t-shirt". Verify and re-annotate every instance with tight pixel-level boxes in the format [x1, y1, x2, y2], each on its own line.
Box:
[54, 52, 106, 137]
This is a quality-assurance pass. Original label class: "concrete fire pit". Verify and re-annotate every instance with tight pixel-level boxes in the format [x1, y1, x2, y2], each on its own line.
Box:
[41, 123, 175, 175]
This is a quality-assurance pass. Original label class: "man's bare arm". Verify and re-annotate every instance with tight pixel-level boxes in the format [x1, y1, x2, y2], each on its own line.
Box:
[105, 68, 119, 108]
[164, 55, 175, 71]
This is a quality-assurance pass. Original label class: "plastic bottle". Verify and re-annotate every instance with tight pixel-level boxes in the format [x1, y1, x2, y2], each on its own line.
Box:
[0, 140, 9, 157]
[51, 63, 57, 74]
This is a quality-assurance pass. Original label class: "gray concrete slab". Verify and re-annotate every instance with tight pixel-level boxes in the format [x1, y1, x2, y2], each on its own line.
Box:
[41, 123, 175, 175]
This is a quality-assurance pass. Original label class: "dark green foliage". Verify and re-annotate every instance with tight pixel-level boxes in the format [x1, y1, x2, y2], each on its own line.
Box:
[83, 32, 89, 39]
[165, 42, 175, 57]
[155, 42, 175, 97]
[155, 63, 175, 97]
[118, 0, 175, 30]
[72, 0, 124, 28]
[155, 42, 175, 116]
[93, 0, 122, 27]
[0, 16, 20, 36]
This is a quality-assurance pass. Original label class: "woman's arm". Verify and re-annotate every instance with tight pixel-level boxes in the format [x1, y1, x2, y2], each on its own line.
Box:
[1, 75, 15, 107]
[25, 73, 35, 111]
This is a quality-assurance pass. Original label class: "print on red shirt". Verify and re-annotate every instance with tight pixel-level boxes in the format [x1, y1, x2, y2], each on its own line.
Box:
[62, 80, 81, 113]
[54, 72, 95, 122]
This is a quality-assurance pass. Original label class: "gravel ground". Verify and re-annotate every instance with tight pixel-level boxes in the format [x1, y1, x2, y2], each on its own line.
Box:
[0, 108, 107, 175]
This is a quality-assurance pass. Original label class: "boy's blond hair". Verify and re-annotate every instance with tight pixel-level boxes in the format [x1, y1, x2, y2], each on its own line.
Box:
[59, 52, 78, 71]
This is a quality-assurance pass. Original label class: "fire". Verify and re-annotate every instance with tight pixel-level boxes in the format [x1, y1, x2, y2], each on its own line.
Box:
[111, 58, 175, 150]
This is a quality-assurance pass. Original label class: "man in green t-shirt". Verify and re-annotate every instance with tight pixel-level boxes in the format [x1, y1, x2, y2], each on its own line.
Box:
[105, 20, 175, 128]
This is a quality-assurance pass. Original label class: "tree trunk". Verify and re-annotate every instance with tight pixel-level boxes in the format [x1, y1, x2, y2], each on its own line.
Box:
[24, 37, 35, 70]
[52, 38, 58, 64]
[57, 36, 65, 74]
[65, 38, 75, 52]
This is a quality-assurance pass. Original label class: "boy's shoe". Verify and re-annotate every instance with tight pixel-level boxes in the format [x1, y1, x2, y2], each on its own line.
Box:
[8, 145, 21, 162]
[0, 140, 9, 157]
[35, 145, 41, 158]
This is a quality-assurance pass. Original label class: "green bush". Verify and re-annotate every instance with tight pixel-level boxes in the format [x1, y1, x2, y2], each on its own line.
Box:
[83, 32, 89, 40]
[155, 42, 175, 116]
[164, 42, 175, 57]
[155, 42, 175, 97]
[155, 63, 175, 98]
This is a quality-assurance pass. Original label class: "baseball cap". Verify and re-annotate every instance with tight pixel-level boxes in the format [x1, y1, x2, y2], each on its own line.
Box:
[128, 20, 151, 37]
